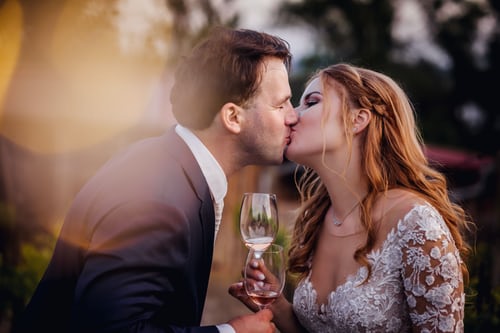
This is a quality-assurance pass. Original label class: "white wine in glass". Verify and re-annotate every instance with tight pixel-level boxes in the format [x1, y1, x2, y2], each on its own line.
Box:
[239, 192, 278, 257]
[244, 244, 285, 310]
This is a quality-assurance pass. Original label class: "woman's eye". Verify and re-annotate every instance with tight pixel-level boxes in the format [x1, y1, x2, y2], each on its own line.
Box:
[305, 99, 318, 107]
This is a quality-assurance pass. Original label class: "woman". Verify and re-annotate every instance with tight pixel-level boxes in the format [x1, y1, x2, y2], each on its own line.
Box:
[229, 63, 472, 332]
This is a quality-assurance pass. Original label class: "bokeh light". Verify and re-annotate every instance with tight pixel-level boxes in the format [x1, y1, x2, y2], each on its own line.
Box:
[0, 0, 172, 154]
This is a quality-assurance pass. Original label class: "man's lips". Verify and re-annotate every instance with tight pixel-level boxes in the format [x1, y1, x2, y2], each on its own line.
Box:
[286, 129, 296, 145]
[286, 130, 295, 145]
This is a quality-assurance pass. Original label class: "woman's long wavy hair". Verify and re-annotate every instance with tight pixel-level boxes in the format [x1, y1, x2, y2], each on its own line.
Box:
[287, 63, 473, 284]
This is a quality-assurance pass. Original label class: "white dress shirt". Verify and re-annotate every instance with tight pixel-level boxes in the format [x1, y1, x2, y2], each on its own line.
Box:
[174, 125, 234, 333]
[175, 125, 227, 240]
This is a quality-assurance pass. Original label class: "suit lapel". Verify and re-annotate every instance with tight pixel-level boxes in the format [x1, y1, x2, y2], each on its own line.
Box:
[162, 126, 215, 255]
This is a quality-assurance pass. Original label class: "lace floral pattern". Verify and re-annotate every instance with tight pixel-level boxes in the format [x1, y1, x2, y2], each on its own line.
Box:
[293, 204, 464, 333]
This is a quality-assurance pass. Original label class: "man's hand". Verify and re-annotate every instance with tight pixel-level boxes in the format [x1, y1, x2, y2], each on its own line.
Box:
[227, 309, 275, 333]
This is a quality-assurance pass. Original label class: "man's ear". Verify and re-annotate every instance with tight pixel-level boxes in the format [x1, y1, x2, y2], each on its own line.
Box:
[352, 108, 371, 134]
[219, 102, 243, 134]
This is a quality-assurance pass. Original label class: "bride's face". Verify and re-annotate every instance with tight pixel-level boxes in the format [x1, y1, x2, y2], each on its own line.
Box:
[285, 77, 347, 167]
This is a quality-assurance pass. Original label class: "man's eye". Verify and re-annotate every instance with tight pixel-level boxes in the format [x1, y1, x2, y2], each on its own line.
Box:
[277, 100, 292, 110]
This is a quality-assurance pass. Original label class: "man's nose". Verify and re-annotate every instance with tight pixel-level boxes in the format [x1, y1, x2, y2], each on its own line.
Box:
[285, 103, 299, 125]
[294, 106, 303, 117]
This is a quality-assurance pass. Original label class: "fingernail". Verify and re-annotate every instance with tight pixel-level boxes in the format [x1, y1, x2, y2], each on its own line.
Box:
[257, 273, 265, 280]
[251, 261, 259, 268]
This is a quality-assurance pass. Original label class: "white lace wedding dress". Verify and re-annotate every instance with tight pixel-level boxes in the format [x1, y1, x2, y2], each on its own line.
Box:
[293, 204, 465, 333]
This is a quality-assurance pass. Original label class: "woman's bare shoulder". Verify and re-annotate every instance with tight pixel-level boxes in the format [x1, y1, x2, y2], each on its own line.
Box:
[373, 188, 426, 234]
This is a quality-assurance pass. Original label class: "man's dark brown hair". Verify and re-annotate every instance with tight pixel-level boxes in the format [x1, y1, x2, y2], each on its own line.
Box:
[170, 26, 292, 129]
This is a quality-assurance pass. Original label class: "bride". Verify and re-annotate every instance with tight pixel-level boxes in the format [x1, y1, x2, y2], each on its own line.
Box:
[229, 63, 472, 332]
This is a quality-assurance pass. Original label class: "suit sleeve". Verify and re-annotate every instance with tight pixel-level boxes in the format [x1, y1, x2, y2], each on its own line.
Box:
[71, 200, 217, 333]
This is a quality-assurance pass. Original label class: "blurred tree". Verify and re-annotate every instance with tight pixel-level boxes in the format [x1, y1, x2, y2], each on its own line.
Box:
[430, 0, 500, 154]
[279, 0, 499, 155]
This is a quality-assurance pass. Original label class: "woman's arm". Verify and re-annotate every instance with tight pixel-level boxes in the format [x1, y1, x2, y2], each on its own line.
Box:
[268, 295, 307, 333]
[400, 206, 465, 332]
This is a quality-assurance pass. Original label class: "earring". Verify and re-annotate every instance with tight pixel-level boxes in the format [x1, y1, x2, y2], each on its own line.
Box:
[353, 126, 358, 133]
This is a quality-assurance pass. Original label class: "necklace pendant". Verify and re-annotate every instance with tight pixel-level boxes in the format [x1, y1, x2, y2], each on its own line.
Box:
[330, 196, 365, 228]
[332, 217, 342, 226]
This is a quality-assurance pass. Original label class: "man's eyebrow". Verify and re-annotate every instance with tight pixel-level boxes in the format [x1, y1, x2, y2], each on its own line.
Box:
[274, 94, 292, 106]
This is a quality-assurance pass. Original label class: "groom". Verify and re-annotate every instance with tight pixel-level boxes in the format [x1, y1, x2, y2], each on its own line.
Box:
[14, 26, 297, 333]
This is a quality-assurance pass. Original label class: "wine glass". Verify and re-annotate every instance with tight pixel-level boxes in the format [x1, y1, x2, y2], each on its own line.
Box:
[239, 192, 279, 258]
[244, 244, 285, 310]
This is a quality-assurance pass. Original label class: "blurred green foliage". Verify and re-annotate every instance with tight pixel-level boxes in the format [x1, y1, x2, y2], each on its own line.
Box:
[0, 243, 53, 320]
[465, 242, 500, 331]
[0, 201, 55, 329]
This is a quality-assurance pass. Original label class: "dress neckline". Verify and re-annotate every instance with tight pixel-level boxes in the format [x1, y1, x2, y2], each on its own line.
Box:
[306, 203, 432, 312]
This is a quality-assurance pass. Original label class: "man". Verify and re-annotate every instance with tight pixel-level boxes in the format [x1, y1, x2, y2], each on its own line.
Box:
[14, 26, 297, 333]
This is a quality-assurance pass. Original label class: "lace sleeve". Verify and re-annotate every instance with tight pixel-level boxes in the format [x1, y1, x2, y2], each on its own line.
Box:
[399, 205, 464, 333]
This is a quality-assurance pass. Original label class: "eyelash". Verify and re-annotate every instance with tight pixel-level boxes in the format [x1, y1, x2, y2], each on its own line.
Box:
[305, 100, 318, 107]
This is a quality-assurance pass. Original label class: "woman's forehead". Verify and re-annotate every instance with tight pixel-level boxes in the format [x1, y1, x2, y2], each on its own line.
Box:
[302, 77, 322, 96]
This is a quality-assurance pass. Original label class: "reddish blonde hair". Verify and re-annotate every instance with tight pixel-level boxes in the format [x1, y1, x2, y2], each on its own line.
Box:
[288, 63, 472, 283]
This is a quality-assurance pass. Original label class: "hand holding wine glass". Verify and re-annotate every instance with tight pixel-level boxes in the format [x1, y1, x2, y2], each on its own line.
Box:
[239, 192, 279, 258]
[244, 244, 285, 310]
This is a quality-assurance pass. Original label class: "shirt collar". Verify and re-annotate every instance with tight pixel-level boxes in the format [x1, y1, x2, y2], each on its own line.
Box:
[175, 124, 227, 203]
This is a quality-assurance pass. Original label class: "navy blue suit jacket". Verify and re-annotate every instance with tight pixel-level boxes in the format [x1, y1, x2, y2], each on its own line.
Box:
[16, 127, 219, 333]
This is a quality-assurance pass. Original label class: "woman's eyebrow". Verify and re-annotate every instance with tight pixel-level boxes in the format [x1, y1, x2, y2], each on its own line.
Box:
[302, 91, 321, 101]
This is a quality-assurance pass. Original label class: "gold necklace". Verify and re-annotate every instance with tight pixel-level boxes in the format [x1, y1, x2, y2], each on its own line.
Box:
[331, 200, 361, 226]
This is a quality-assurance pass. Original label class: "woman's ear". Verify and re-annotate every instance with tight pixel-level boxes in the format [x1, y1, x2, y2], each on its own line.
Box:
[219, 102, 243, 134]
[352, 108, 371, 134]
